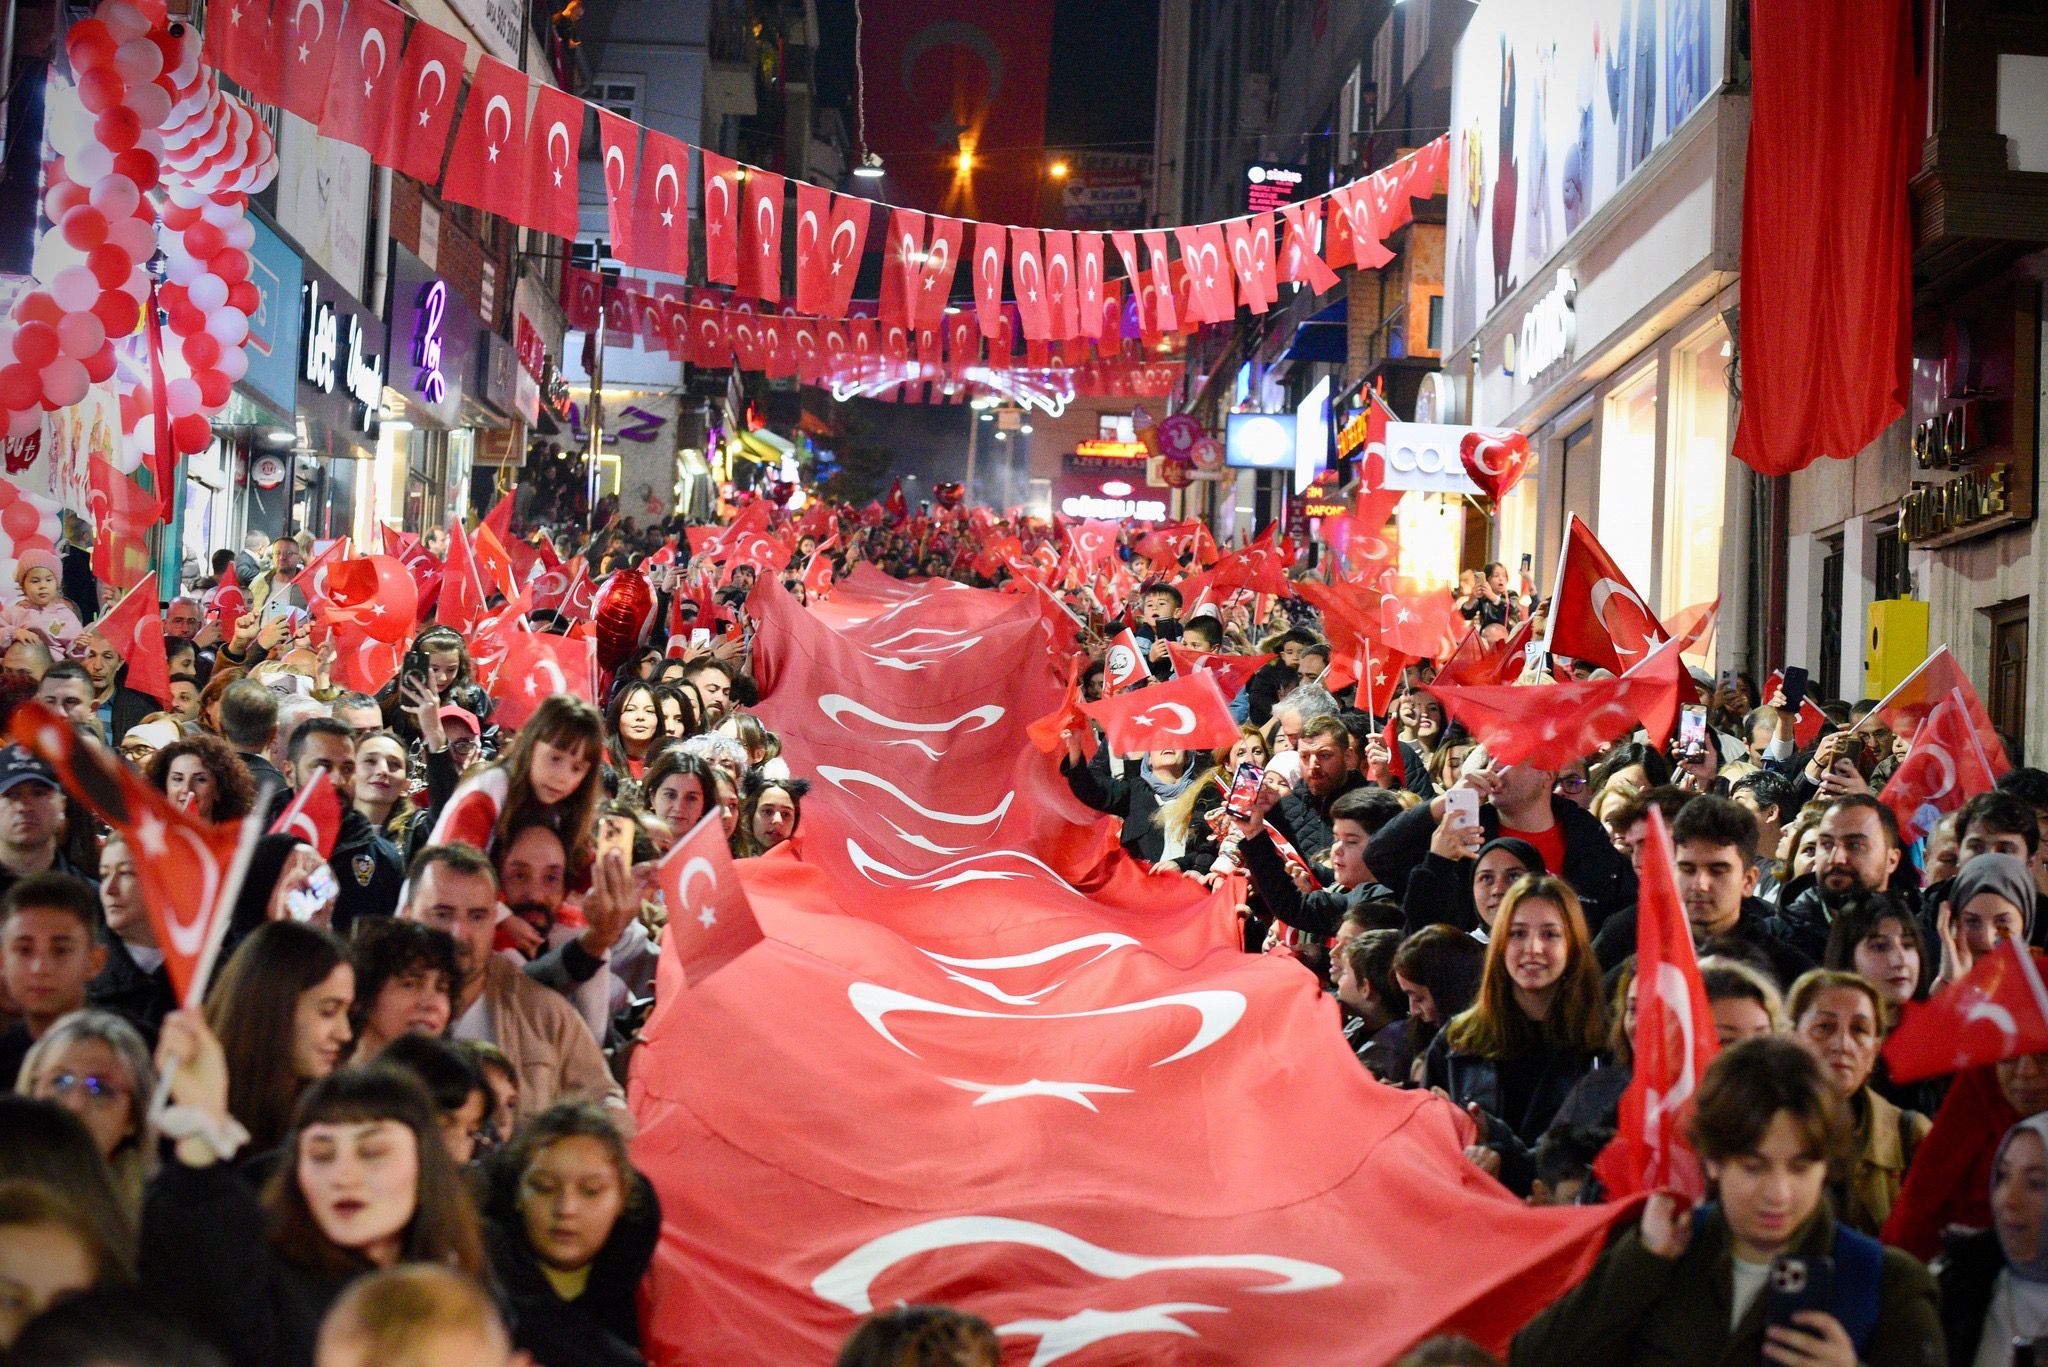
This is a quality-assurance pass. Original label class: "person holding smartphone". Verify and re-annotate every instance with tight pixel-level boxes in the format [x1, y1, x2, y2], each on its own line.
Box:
[1511, 1036, 1941, 1367]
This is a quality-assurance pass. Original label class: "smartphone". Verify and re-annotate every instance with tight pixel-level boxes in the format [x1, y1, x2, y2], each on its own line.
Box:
[1764, 1254, 1835, 1334]
[598, 814, 636, 867]
[401, 664, 430, 697]
[1678, 704, 1709, 760]
[260, 596, 295, 627]
[286, 863, 339, 923]
[1719, 668, 1737, 694]
[1443, 787, 1481, 830]
[1223, 762, 1264, 821]
[689, 627, 711, 649]
[1781, 665, 1810, 714]
[1518, 553, 1532, 573]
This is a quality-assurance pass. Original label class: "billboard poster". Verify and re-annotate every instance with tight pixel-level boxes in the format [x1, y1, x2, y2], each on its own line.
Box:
[1445, 0, 1726, 350]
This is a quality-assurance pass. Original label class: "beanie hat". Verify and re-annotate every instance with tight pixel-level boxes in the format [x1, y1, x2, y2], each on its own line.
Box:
[12, 550, 60, 584]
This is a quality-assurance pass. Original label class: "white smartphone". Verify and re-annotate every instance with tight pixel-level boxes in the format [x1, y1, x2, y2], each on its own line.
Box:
[1443, 787, 1481, 830]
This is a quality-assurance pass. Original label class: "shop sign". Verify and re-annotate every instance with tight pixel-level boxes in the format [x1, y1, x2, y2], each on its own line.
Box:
[387, 247, 475, 427]
[1335, 408, 1370, 459]
[476, 330, 517, 416]
[1055, 454, 1170, 523]
[1897, 283, 2038, 548]
[1505, 268, 1576, 380]
[1900, 469, 2011, 544]
[1244, 163, 1307, 216]
[300, 278, 384, 429]
[241, 215, 306, 419]
[539, 357, 574, 421]
[414, 280, 448, 403]
[252, 453, 287, 489]
[1073, 439, 1147, 459]
[1380, 422, 1483, 494]
[1299, 468, 1346, 519]
[514, 315, 546, 380]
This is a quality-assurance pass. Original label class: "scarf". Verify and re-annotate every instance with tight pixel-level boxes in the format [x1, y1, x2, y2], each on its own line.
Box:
[1140, 762, 1199, 803]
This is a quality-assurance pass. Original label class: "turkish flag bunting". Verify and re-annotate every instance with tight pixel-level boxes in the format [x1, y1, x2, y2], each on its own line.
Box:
[1886, 938, 2048, 1082]
[560, 266, 602, 330]
[307, 553, 417, 645]
[1074, 231, 1107, 337]
[319, 0, 406, 155]
[1595, 806, 1718, 1200]
[594, 109, 639, 264]
[624, 129, 691, 278]
[1327, 182, 1395, 270]
[208, 0, 284, 105]
[879, 208, 924, 329]
[523, 82, 584, 240]
[1101, 628, 1149, 694]
[1043, 230, 1080, 340]
[1880, 688, 2000, 841]
[1544, 513, 1671, 674]
[1140, 230, 1179, 333]
[489, 629, 596, 729]
[701, 150, 743, 286]
[11, 703, 261, 1008]
[970, 219, 1007, 338]
[1426, 636, 1689, 769]
[85, 573, 172, 706]
[686, 304, 728, 368]
[657, 812, 767, 987]
[1280, 200, 1341, 292]
[1225, 214, 1275, 313]
[1866, 645, 2011, 777]
[1762, 670, 1829, 749]
[271, 769, 343, 859]
[1085, 672, 1241, 756]
[1174, 224, 1236, 323]
[437, 518, 490, 633]
[1164, 646, 1273, 698]
[741, 168, 785, 302]
[382, 18, 468, 184]
[794, 187, 869, 319]
[1009, 228, 1052, 340]
[278, 0, 342, 120]
[916, 218, 965, 332]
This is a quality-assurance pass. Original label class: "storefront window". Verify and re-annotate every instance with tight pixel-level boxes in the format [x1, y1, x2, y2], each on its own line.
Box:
[1663, 320, 1732, 617]
[1599, 364, 1659, 594]
[1495, 469, 1538, 590]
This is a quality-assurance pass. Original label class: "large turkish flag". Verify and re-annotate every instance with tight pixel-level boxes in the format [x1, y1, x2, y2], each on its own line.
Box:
[630, 567, 1622, 1363]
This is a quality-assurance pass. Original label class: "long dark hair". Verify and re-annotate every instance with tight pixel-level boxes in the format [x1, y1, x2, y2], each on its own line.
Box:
[1392, 925, 1486, 1055]
[1444, 876, 1608, 1059]
[205, 922, 351, 1155]
[733, 773, 809, 857]
[604, 680, 662, 770]
[491, 694, 605, 876]
[262, 1066, 483, 1279]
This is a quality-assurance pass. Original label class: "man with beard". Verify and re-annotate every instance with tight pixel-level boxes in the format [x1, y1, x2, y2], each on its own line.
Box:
[1264, 714, 1366, 857]
[1767, 794, 1906, 962]
[494, 820, 644, 1040]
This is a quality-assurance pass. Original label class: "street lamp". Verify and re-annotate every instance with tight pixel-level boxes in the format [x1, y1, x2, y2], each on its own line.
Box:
[853, 151, 885, 179]
[1048, 159, 1069, 179]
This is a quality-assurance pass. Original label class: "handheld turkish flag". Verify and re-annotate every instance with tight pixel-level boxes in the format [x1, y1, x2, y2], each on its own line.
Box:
[204, 557, 247, 624]
[884, 479, 908, 523]
[382, 18, 468, 184]
[1164, 645, 1273, 698]
[1379, 586, 1463, 663]
[1426, 636, 1688, 769]
[10, 704, 261, 1008]
[1101, 629, 1149, 694]
[308, 553, 417, 646]
[1437, 627, 1510, 689]
[270, 769, 342, 859]
[319, 0, 405, 156]
[1026, 655, 1096, 760]
[1887, 939, 2048, 1082]
[1762, 670, 1829, 749]
[629, 129, 692, 279]
[489, 629, 595, 728]
[533, 556, 590, 620]
[1880, 688, 2000, 842]
[1595, 806, 1718, 1201]
[1208, 524, 1296, 597]
[1084, 672, 1240, 756]
[657, 812, 766, 987]
[1864, 645, 2011, 777]
[801, 536, 839, 600]
[1543, 513, 1671, 674]
[1326, 640, 1409, 717]
[437, 519, 489, 634]
[84, 573, 171, 707]
[328, 634, 410, 696]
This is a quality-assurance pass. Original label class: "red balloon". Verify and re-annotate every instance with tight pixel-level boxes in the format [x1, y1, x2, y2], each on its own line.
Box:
[13, 321, 59, 369]
[82, 342, 116, 384]
[159, 282, 188, 310]
[77, 68, 125, 114]
[227, 281, 259, 313]
[44, 182, 89, 220]
[168, 303, 205, 336]
[162, 202, 201, 231]
[86, 244, 131, 289]
[1, 501, 40, 540]
[16, 293, 61, 327]
[171, 413, 212, 453]
[64, 19, 116, 69]
[590, 570, 657, 673]
[59, 207, 109, 251]
[182, 221, 224, 259]
[90, 290, 139, 337]
[209, 249, 249, 284]
[94, 107, 141, 153]
[195, 368, 230, 408]
[113, 148, 158, 192]
[181, 332, 221, 369]
[0, 365, 38, 412]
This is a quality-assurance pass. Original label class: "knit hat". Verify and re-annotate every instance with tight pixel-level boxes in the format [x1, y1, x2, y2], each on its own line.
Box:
[12, 549, 59, 584]
[1993, 1114, 2048, 1282]
[1951, 851, 2037, 937]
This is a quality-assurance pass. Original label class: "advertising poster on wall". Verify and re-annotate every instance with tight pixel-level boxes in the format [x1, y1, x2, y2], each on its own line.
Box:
[1444, 0, 1727, 351]
[273, 114, 374, 299]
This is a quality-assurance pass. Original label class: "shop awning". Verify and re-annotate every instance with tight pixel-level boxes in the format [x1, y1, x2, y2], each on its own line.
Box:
[1278, 298, 1349, 365]
[734, 427, 795, 464]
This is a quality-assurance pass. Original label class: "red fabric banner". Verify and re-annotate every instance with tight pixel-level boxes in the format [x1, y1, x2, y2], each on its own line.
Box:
[741, 168, 786, 302]
[318, 0, 405, 156]
[595, 110, 639, 264]
[523, 83, 583, 241]
[383, 19, 468, 184]
[701, 150, 742, 286]
[279, 0, 342, 121]
[1544, 513, 1670, 674]
[1730, 0, 1916, 476]
[1425, 638, 1688, 770]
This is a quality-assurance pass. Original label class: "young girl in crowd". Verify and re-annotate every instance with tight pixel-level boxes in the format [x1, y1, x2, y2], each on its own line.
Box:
[427, 694, 606, 881]
[639, 748, 718, 832]
[0, 1178, 119, 1350]
[142, 1011, 484, 1367]
[734, 774, 807, 857]
[203, 922, 354, 1158]
[2, 550, 84, 655]
[1391, 926, 1487, 1082]
[604, 681, 665, 783]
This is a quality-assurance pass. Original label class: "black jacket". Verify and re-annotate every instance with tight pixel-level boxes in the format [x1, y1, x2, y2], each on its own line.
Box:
[1267, 770, 1369, 860]
[1239, 831, 1390, 939]
[328, 807, 405, 933]
[238, 751, 293, 825]
[1370, 794, 1637, 933]
[1062, 755, 1184, 862]
[88, 935, 177, 1042]
[1935, 1229, 2001, 1367]
[1423, 1030, 1601, 1195]
[1244, 660, 1296, 727]
[485, 1159, 661, 1367]
[1402, 852, 1479, 935]
[1764, 872, 1933, 965]
[1593, 895, 1815, 988]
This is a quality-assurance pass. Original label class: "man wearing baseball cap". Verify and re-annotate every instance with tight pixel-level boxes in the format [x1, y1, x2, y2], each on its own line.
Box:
[0, 745, 95, 902]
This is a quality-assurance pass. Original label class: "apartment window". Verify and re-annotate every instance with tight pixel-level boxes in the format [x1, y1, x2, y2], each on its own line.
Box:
[1098, 415, 1135, 442]
[1401, 0, 1432, 83]
[1339, 65, 1362, 169]
[1372, 21, 1395, 129]
[583, 79, 640, 155]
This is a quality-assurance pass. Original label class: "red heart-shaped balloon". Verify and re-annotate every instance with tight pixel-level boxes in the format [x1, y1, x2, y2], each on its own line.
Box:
[933, 480, 965, 509]
[1459, 428, 1535, 501]
[590, 569, 657, 673]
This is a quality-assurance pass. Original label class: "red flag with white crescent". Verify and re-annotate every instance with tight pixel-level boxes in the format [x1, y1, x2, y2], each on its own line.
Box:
[971, 219, 1007, 339]
[1163, 645, 1273, 698]
[1885, 938, 2048, 1082]
[85, 573, 172, 707]
[742, 168, 785, 303]
[1879, 688, 1999, 842]
[656, 812, 766, 987]
[916, 218, 965, 333]
[489, 629, 596, 728]
[522, 83, 583, 240]
[1426, 636, 1689, 769]
[426, 49, 519, 211]
[595, 109, 639, 264]
[701, 150, 743, 286]
[1100, 629, 1148, 694]
[319, 0, 405, 156]
[1866, 645, 2011, 777]
[279, 0, 343, 121]
[1543, 513, 1671, 674]
[1083, 671, 1241, 756]
[628, 130, 692, 279]
[270, 768, 343, 859]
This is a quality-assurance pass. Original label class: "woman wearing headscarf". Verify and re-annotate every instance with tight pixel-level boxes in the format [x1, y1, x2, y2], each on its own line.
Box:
[1402, 831, 1546, 939]
[1940, 1113, 2048, 1366]
[1935, 852, 2038, 991]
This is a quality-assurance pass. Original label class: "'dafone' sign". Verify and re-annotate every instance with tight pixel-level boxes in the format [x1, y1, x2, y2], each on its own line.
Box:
[1381, 423, 1485, 494]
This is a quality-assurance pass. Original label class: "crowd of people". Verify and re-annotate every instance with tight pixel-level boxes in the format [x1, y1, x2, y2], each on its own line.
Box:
[0, 500, 2036, 1366]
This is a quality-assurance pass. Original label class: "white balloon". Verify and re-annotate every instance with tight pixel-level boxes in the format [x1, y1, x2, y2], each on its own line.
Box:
[40, 358, 87, 408]
[106, 215, 154, 261]
[87, 174, 140, 221]
[114, 427, 147, 472]
[187, 273, 227, 312]
[164, 182, 203, 208]
[50, 266, 99, 314]
[67, 142, 114, 184]
[31, 233, 87, 282]
[215, 345, 248, 382]
[113, 37, 163, 83]
[199, 196, 238, 227]
[125, 83, 170, 131]
[222, 218, 253, 250]
[204, 309, 247, 346]
[98, 3, 149, 42]
[165, 376, 200, 416]
[121, 266, 150, 302]
[5, 408, 38, 439]
[165, 252, 201, 285]
[46, 100, 94, 158]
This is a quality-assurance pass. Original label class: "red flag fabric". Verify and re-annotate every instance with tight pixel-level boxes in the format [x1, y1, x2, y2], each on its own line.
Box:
[884, 479, 908, 522]
[1380, 712, 1406, 786]
[489, 630, 595, 729]
[329, 635, 409, 695]
[1026, 655, 1095, 759]
[437, 519, 489, 633]
[1886, 939, 2048, 1083]
[1880, 688, 2000, 842]
[1203, 524, 1295, 598]
[1084, 672, 1241, 756]
[701, 151, 742, 286]
[970, 219, 1007, 338]
[741, 169, 786, 302]
[1866, 646, 2011, 777]
[1437, 628, 1510, 689]
[382, 19, 468, 183]
[656, 812, 766, 987]
[86, 460, 157, 591]
[1763, 670, 1828, 749]
[11, 704, 259, 1008]
[319, 0, 406, 156]
[594, 110, 639, 265]
[523, 82, 583, 240]
[207, 0, 283, 104]
[1326, 640, 1409, 716]
[915, 218, 965, 332]
[307, 553, 417, 645]
[1379, 586, 1463, 663]
[1426, 638, 1688, 769]
[1731, 0, 1915, 477]
[271, 769, 342, 859]
[1164, 646, 1273, 698]
[1544, 513, 1670, 674]
[1595, 807, 1718, 1201]
[800, 536, 839, 600]
[624, 129, 691, 279]
[85, 573, 171, 707]
[440, 54, 529, 221]
[278, 0, 343, 121]
[879, 208, 924, 329]
[1064, 519, 1118, 571]
[628, 574, 1619, 1363]
[1100, 629, 1147, 694]
[793, 187, 869, 319]
[1075, 230, 1107, 336]
[1279, 200, 1341, 292]
[1009, 228, 1051, 340]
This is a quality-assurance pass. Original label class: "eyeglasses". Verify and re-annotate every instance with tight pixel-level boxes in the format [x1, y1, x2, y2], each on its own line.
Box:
[1553, 775, 1590, 794]
[44, 1072, 127, 1104]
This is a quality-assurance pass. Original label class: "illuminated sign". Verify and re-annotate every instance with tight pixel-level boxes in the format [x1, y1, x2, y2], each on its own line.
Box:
[1073, 439, 1148, 458]
[1245, 162, 1307, 215]
[300, 280, 383, 424]
[1224, 412, 1296, 470]
[1380, 422, 1484, 493]
[413, 279, 448, 404]
[1299, 468, 1346, 519]
[1506, 268, 1576, 380]
[1335, 408, 1371, 458]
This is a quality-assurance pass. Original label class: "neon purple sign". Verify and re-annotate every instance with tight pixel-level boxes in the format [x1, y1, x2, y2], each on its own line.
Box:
[413, 279, 447, 404]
